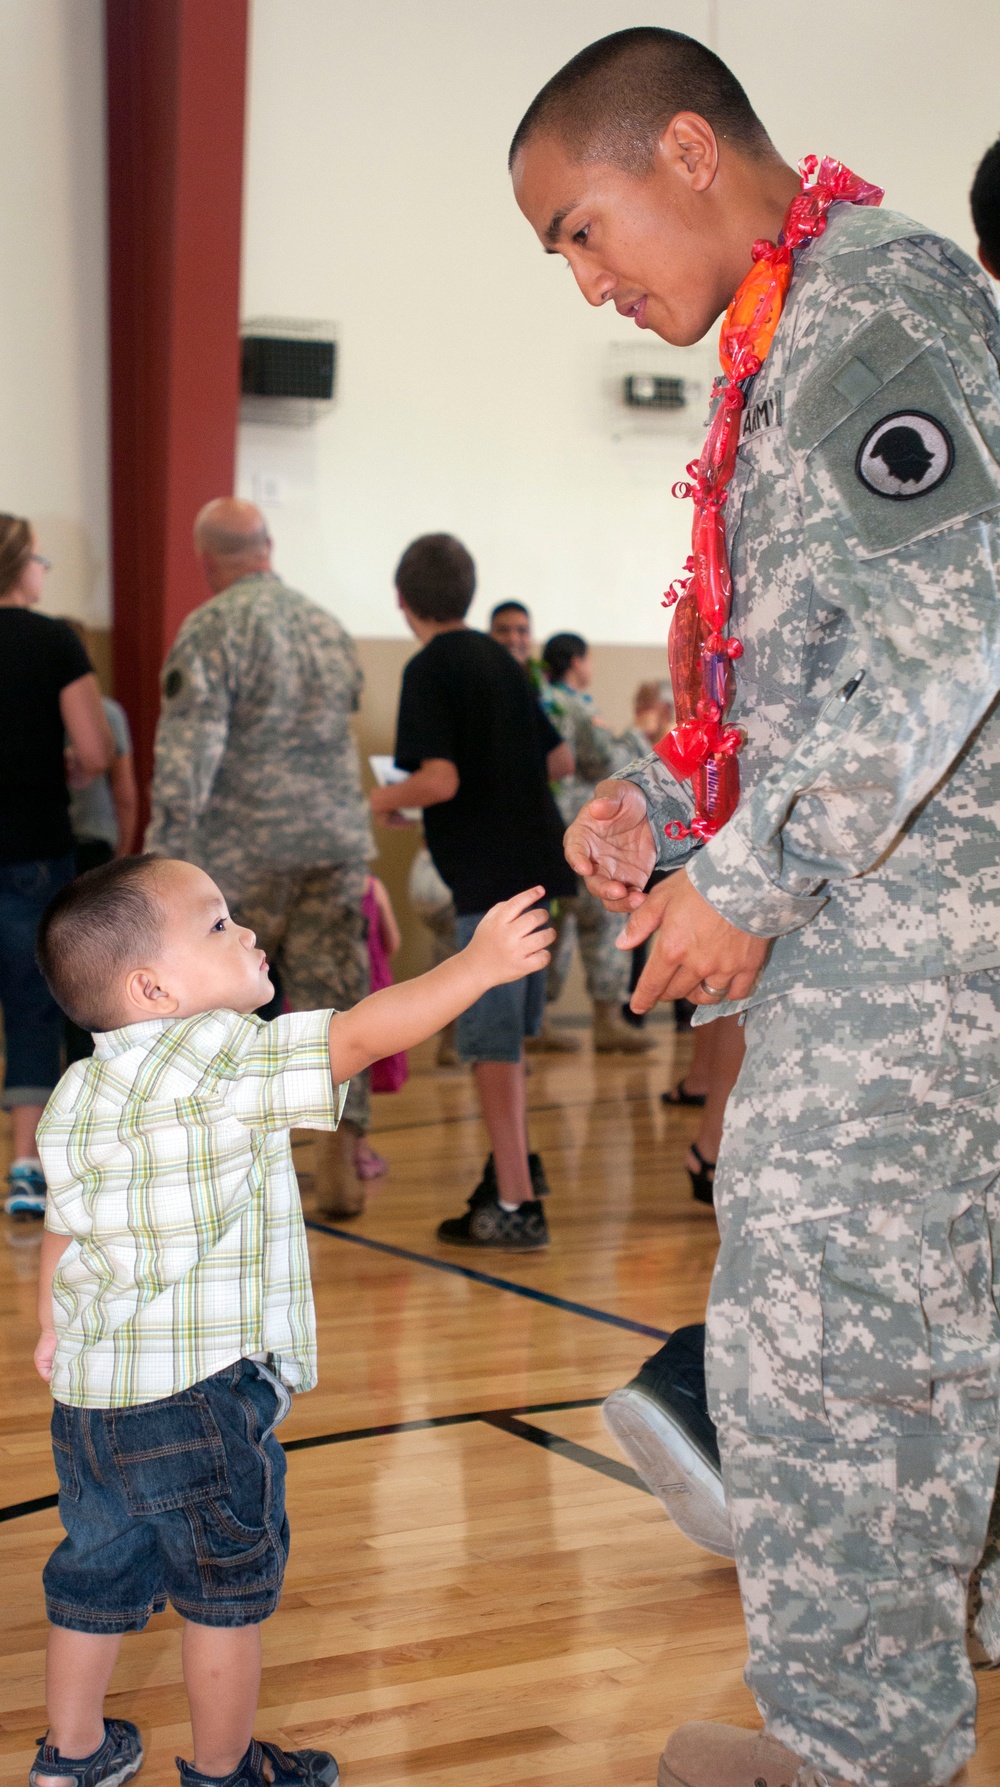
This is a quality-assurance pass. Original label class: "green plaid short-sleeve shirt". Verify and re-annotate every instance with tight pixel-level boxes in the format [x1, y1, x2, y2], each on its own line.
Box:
[38, 1007, 346, 1409]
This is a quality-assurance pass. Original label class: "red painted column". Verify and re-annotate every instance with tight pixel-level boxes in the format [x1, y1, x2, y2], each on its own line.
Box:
[106, 0, 248, 816]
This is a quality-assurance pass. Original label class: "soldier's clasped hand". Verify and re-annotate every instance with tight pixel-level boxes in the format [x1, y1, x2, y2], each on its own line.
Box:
[617, 869, 769, 1011]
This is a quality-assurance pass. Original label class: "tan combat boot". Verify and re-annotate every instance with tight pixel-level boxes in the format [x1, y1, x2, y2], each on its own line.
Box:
[658, 1724, 809, 1787]
[592, 999, 655, 1054]
[524, 1018, 582, 1054]
[658, 1722, 966, 1787]
[309, 1123, 365, 1219]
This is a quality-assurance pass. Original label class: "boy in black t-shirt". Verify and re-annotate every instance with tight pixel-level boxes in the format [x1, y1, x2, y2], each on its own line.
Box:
[371, 534, 575, 1249]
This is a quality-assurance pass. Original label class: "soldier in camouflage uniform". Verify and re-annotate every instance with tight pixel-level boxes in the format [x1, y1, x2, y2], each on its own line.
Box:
[514, 26, 1000, 1787]
[146, 499, 375, 1217]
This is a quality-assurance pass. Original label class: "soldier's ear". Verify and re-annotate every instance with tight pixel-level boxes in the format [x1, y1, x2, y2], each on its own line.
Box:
[977, 242, 999, 281]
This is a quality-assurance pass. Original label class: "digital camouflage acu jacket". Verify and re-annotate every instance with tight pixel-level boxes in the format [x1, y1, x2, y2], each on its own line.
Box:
[146, 572, 375, 873]
[624, 201, 1000, 1000]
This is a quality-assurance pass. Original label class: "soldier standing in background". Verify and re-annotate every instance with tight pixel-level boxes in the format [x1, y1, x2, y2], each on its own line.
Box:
[514, 26, 1000, 1787]
[146, 498, 375, 1217]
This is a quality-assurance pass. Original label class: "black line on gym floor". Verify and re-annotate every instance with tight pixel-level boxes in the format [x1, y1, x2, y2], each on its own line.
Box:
[0, 1396, 648, 1524]
[479, 1411, 651, 1494]
[305, 1219, 670, 1340]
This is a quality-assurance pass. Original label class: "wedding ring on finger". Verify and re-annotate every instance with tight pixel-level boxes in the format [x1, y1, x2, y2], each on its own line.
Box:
[700, 979, 731, 999]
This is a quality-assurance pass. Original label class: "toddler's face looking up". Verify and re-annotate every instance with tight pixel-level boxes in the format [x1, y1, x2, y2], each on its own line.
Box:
[122, 860, 273, 1024]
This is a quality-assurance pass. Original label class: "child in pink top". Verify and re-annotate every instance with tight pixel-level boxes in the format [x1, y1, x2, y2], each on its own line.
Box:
[354, 875, 408, 1180]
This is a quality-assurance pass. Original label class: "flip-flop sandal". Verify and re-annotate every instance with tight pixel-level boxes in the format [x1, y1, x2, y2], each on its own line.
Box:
[660, 1079, 707, 1108]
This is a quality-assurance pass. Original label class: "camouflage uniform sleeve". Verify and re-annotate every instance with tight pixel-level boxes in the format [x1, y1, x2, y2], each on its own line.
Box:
[688, 284, 1000, 936]
[145, 612, 234, 857]
[619, 750, 700, 869]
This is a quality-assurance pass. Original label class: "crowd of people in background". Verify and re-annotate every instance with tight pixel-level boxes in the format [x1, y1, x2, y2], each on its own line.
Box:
[1, 496, 721, 1247]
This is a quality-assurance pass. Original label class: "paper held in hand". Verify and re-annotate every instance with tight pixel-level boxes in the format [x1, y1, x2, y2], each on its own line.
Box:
[369, 755, 422, 823]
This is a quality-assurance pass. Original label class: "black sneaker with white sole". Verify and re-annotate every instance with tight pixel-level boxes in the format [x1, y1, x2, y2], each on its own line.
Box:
[31, 1719, 144, 1787]
[437, 1180, 549, 1250]
[603, 1324, 733, 1558]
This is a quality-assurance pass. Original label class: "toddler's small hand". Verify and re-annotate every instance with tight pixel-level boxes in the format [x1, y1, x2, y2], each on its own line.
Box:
[468, 887, 555, 986]
[35, 1328, 57, 1382]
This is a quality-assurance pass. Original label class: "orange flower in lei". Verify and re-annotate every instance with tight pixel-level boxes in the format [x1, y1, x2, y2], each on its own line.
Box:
[657, 156, 883, 841]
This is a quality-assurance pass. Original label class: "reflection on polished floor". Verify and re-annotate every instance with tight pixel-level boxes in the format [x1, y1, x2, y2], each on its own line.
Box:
[3, 1031, 1000, 1786]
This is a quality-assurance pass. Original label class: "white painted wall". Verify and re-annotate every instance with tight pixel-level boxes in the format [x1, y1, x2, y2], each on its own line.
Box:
[3, 1, 996, 644]
[239, 0, 1000, 646]
[0, 0, 109, 625]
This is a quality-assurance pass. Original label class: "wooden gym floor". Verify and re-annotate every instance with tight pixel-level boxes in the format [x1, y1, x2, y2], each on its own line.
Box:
[2, 1030, 1000, 1786]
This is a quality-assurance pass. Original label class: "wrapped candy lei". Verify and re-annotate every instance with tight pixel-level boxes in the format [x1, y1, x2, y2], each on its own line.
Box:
[657, 155, 883, 842]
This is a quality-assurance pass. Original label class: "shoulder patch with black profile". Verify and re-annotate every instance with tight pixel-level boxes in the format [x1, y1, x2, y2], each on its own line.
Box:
[164, 668, 183, 699]
[789, 314, 1000, 558]
[856, 411, 954, 500]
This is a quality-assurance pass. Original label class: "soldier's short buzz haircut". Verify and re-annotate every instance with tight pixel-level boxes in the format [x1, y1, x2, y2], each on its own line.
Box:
[509, 27, 771, 177]
[395, 533, 476, 623]
[971, 137, 1000, 274]
[37, 855, 166, 1034]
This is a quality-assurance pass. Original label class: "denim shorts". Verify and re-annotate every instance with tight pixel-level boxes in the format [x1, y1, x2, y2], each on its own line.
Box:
[454, 909, 547, 1063]
[44, 1359, 291, 1632]
[0, 853, 75, 1104]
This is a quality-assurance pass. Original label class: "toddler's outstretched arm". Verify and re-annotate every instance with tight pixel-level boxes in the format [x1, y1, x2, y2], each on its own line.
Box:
[328, 887, 553, 1082]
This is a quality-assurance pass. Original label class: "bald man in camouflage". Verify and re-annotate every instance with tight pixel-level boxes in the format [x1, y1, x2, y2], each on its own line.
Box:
[146, 499, 375, 1217]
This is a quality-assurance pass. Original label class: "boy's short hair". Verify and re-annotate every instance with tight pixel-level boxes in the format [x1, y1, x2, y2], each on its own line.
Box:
[509, 27, 771, 177]
[542, 632, 588, 683]
[37, 855, 166, 1033]
[971, 137, 1000, 273]
[490, 600, 530, 624]
[395, 534, 476, 623]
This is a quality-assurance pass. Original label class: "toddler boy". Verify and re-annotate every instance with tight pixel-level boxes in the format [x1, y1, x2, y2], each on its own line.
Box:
[29, 854, 552, 1787]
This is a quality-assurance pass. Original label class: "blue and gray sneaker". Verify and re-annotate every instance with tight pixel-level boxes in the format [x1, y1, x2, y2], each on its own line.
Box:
[6, 1161, 47, 1219]
[30, 1719, 144, 1787]
[177, 1740, 338, 1787]
[603, 1324, 733, 1559]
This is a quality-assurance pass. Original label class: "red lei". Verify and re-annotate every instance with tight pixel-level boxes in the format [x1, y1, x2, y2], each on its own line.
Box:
[657, 156, 883, 841]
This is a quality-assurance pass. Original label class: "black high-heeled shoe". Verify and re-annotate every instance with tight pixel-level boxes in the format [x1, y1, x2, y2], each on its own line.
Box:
[687, 1143, 715, 1206]
[661, 1078, 707, 1108]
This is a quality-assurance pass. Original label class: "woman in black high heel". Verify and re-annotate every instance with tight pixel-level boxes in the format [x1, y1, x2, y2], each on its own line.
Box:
[665, 1012, 745, 1206]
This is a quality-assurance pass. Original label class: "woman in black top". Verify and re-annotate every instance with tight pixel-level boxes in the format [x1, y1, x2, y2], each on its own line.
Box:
[0, 515, 114, 1216]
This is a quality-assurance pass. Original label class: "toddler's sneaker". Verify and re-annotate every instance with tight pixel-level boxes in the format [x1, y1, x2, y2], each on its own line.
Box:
[30, 1719, 143, 1787]
[5, 1160, 47, 1219]
[437, 1179, 549, 1249]
[177, 1739, 338, 1787]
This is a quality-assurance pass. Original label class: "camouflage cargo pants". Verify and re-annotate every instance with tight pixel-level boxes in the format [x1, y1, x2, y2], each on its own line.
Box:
[707, 974, 1000, 1787]
[546, 887, 629, 1005]
[221, 860, 371, 1132]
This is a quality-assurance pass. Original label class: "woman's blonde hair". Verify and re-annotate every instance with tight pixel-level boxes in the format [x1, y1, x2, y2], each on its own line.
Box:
[0, 514, 32, 598]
